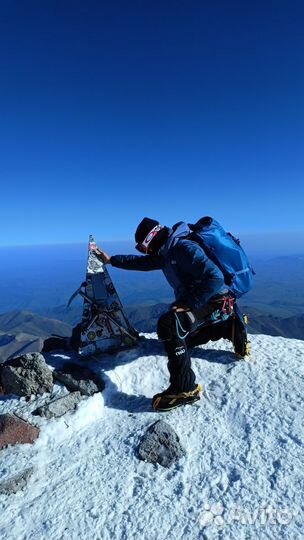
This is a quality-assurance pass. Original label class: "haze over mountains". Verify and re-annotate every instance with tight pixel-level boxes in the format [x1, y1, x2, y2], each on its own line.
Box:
[0, 242, 304, 359]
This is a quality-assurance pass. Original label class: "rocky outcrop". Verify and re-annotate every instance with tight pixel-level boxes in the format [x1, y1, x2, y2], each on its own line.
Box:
[0, 414, 40, 449]
[0, 353, 53, 396]
[33, 391, 82, 419]
[53, 363, 105, 396]
[138, 420, 186, 468]
[0, 468, 33, 495]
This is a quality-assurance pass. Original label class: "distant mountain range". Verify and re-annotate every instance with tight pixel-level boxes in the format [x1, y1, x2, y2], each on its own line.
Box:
[126, 304, 304, 340]
[239, 307, 304, 339]
[0, 310, 71, 337]
[1, 246, 303, 319]
[0, 305, 303, 362]
[0, 311, 72, 363]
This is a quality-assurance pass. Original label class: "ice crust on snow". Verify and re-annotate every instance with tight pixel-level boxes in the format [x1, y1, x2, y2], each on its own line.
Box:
[0, 333, 304, 539]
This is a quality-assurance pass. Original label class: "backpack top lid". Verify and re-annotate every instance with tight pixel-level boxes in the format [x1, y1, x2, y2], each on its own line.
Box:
[189, 216, 213, 231]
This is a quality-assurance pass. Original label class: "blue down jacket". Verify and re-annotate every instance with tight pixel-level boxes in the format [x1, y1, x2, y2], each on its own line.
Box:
[110, 222, 227, 309]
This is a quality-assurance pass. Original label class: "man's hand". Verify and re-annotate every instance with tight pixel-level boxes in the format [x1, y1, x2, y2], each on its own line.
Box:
[93, 247, 111, 264]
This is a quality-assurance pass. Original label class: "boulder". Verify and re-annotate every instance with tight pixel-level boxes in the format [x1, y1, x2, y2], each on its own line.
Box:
[33, 391, 82, 419]
[0, 352, 53, 397]
[0, 467, 33, 495]
[0, 414, 40, 449]
[53, 363, 105, 396]
[138, 420, 186, 468]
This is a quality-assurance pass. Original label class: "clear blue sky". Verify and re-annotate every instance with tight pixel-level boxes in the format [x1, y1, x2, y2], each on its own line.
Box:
[0, 0, 303, 246]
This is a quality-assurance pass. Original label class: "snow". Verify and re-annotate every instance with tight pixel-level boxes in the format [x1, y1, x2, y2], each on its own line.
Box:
[0, 333, 304, 539]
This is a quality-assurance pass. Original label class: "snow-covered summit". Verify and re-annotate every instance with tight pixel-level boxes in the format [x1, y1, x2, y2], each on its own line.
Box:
[0, 333, 303, 539]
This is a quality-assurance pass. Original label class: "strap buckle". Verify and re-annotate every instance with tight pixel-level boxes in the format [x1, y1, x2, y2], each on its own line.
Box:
[221, 296, 235, 315]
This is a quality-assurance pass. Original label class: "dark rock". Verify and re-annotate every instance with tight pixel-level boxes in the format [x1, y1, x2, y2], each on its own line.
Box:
[33, 391, 82, 419]
[54, 371, 99, 395]
[42, 336, 69, 352]
[0, 414, 40, 449]
[53, 363, 105, 396]
[0, 352, 53, 396]
[138, 420, 186, 468]
[0, 467, 33, 495]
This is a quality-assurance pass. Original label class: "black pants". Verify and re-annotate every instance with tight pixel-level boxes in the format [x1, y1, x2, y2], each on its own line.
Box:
[157, 300, 233, 393]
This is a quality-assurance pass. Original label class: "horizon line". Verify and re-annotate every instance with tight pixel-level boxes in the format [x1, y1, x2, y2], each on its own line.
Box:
[0, 230, 304, 248]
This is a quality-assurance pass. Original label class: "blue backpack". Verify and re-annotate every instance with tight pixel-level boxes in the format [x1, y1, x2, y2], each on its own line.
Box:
[188, 217, 254, 298]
